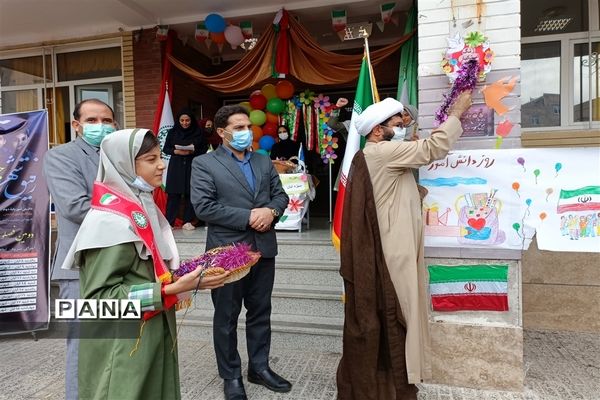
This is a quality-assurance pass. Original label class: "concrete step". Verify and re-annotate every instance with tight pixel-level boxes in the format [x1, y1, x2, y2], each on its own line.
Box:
[191, 285, 344, 319]
[176, 238, 339, 262]
[177, 310, 343, 352]
[182, 309, 343, 336]
[275, 258, 342, 287]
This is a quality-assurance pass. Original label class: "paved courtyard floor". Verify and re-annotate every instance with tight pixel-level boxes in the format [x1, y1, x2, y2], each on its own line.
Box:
[0, 329, 598, 400]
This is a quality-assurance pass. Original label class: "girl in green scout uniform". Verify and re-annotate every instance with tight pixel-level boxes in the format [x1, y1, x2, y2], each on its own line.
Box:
[63, 129, 229, 400]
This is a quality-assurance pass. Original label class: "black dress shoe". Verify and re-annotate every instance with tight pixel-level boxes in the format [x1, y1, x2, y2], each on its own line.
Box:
[223, 378, 247, 400]
[247, 368, 292, 393]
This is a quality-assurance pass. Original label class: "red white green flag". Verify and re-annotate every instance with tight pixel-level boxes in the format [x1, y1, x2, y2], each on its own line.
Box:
[380, 2, 396, 24]
[428, 264, 509, 312]
[556, 186, 600, 213]
[195, 22, 209, 43]
[240, 21, 253, 39]
[332, 51, 379, 250]
[331, 10, 347, 32]
[156, 25, 169, 41]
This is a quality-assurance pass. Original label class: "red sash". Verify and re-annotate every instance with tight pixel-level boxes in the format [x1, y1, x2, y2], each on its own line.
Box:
[91, 182, 178, 320]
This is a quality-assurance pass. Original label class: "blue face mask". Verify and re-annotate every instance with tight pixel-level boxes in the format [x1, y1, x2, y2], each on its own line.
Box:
[131, 176, 155, 192]
[81, 123, 115, 147]
[227, 129, 253, 151]
[390, 126, 407, 141]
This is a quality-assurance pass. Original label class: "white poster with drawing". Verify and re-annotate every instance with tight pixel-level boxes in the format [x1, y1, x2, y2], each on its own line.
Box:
[275, 174, 313, 231]
[419, 148, 600, 252]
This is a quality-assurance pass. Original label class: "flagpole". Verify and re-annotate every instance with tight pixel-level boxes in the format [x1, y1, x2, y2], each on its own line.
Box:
[363, 34, 379, 103]
[329, 161, 332, 222]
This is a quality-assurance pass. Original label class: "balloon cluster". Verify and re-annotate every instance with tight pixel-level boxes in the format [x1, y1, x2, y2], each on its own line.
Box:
[239, 81, 295, 155]
[205, 13, 245, 49]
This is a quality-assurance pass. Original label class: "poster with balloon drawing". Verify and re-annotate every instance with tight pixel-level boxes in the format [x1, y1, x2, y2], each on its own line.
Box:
[419, 148, 600, 253]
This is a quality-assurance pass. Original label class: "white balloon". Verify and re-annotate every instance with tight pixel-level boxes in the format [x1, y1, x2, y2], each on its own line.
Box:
[224, 25, 244, 49]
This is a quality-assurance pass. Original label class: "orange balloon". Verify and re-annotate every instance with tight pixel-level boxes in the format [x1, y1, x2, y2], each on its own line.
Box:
[251, 125, 263, 139]
[266, 112, 279, 124]
[261, 83, 277, 100]
[252, 141, 260, 151]
[210, 32, 226, 44]
[512, 182, 520, 191]
[275, 80, 295, 99]
[539, 212, 547, 221]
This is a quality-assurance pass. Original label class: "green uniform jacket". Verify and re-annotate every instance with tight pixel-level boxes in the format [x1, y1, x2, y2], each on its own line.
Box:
[78, 243, 180, 400]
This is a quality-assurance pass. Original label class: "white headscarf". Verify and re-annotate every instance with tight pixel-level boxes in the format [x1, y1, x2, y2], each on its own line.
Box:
[63, 129, 179, 270]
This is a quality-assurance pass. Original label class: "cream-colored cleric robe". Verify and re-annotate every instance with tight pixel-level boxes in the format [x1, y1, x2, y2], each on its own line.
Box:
[362, 116, 463, 384]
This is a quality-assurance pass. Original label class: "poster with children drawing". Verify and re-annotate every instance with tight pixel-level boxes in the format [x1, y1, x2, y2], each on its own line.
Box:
[419, 148, 600, 252]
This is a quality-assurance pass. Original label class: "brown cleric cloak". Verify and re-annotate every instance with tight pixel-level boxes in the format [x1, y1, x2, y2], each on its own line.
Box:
[336, 151, 418, 400]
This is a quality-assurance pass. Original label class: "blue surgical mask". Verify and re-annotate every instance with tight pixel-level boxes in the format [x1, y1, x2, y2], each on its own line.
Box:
[81, 123, 115, 147]
[226, 129, 253, 151]
[131, 176, 155, 192]
[390, 126, 407, 141]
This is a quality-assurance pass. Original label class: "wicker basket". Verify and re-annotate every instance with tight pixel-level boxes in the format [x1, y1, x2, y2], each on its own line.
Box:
[202, 247, 262, 284]
[272, 160, 296, 174]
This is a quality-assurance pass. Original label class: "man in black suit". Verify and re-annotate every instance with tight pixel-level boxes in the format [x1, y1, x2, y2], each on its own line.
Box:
[190, 105, 290, 400]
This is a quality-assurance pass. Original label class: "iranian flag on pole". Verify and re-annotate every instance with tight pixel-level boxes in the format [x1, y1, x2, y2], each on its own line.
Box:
[428, 265, 509, 312]
[331, 51, 379, 250]
[152, 88, 173, 214]
[156, 90, 174, 189]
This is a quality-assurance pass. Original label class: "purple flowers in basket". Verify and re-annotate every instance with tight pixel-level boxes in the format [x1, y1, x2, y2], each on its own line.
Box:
[173, 242, 256, 278]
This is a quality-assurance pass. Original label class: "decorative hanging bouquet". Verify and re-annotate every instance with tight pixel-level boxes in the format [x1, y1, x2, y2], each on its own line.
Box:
[435, 58, 479, 125]
[174, 243, 261, 284]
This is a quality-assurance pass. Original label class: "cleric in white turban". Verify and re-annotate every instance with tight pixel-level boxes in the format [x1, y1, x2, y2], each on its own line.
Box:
[354, 97, 405, 137]
[337, 92, 472, 400]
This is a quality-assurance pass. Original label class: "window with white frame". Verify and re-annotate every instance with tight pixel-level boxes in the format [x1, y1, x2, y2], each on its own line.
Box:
[521, 0, 599, 130]
[0, 41, 123, 145]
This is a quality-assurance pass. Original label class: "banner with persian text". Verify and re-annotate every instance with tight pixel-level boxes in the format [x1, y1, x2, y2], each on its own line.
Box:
[0, 110, 50, 334]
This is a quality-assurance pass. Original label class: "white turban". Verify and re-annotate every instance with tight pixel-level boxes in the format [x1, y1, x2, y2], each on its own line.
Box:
[354, 98, 404, 136]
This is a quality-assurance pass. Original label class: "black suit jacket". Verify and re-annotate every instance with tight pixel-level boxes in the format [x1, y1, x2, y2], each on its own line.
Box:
[190, 146, 289, 258]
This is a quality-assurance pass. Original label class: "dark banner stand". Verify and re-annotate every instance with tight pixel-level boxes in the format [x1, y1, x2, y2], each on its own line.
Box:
[0, 110, 50, 338]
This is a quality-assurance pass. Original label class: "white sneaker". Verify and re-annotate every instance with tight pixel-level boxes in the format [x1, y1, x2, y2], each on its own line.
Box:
[182, 222, 196, 231]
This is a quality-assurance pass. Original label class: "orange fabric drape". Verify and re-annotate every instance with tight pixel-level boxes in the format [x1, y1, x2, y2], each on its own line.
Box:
[168, 13, 414, 92]
[287, 16, 413, 86]
[167, 26, 275, 93]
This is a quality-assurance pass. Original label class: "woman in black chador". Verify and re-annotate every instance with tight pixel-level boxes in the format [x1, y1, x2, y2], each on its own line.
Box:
[270, 125, 299, 161]
[163, 108, 207, 229]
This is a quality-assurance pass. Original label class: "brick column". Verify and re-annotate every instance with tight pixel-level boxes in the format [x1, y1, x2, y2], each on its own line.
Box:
[133, 28, 163, 130]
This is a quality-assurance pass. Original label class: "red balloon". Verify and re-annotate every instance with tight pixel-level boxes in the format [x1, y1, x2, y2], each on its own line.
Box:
[250, 89, 262, 97]
[262, 122, 277, 137]
[275, 80, 295, 99]
[249, 93, 267, 110]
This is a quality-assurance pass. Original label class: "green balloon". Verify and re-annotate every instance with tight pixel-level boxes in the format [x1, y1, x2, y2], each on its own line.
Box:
[266, 97, 285, 115]
[249, 110, 266, 126]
